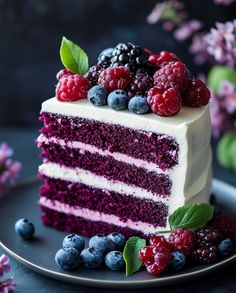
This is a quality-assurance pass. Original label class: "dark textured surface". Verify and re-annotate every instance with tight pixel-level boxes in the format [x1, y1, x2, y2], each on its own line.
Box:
[0, 127, 236, 292]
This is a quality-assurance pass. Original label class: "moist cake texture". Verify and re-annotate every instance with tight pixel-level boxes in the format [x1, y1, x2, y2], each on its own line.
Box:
[37, 97, 211, 238]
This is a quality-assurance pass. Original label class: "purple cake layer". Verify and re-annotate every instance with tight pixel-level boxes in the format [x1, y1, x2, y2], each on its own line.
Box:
[41, 206, 147, 238]
[40, 142, 171, 196]
[40, 112, 179, 170]
[39, 176, 168, 226]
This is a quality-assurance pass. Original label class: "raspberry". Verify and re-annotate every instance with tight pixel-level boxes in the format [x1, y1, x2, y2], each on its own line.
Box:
[212, 214, 236, 239]
[153, 61, 188, 94]
[195, 226, 222, 248]
[128, 73, 153, 98]
[98, 66, 132, 93]
[169, 228, 195, 255]
[182, 79, 211, 107]
[147, 86, 181, 116]
[56, 68, 74, 81]
[149, 51, 180, 67]
[192, 246, 217, 264]
[56, 75, 90, 102]
[84, 65, 103, 86]
[146, 247, 171, 276]
[149, 235, 173, 251]
[139, 246, 155, 265]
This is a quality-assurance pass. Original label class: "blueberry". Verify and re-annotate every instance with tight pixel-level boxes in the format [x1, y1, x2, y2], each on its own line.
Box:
[55, 247, 81, 271]
[87, 85, 107, 106]
[107, 90, 128, 111]
[80, 247, 103, 269]
[15, 218, 35, 240]
[170, 251, 186, 271]
[128, 96, 150, 114]
[98, 48, 114, 61]
[105, 251, 125, 271]
[107, 232, 126, 251]
[218, 239, 233, 256]
[62, 234, 85, 253]
[89, 234, 115, 254]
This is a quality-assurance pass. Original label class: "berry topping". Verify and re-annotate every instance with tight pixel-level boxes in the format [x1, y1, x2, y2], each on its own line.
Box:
[168, 228, 195, 255]
[149, 235, 173, 251]
[89, 234, 115, 255]
[192, 246, 217, 264]
[110, 42, 152, 75]
[149, 51, 180, 67]
[80, 247, 104, 269]
[87, 85, 108, 106]
[146, 247, 171, 276]
[56, 74, 90, 102]
[153, 61, 188, 94]
[107, 232, 126, 251]
[15, 218, 35, 240]
[128, 73, 153, 98]
[84, 65, 103, 86]
[194, 226, 222, 248]
[56, 68, 74, 81]
[182, 79, 211, 107]
[62, 234, 85, 253]
[97, 47, 113, 68]
[218, 239, 233, 256]
[211, 214, 236, 239]
[147, 86, 181, 116]
[105, 251, 125, 271]
[139, 246, 155, 266]
[128, 96, 150, 114]
[55, 247, 81, 271]
[98, 66, 132, 92]
[107, 89, 129, 111]
[170, 251, 186, 271]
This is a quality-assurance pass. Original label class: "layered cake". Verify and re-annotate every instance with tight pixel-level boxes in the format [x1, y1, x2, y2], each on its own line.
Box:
[37, 39, 211, 238]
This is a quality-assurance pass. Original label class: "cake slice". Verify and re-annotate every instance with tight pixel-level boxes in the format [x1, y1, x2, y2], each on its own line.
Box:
[37, 97, 211, 238]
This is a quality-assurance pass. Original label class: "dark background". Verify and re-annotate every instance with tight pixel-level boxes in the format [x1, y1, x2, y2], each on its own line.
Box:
[1, 0, 236, 127]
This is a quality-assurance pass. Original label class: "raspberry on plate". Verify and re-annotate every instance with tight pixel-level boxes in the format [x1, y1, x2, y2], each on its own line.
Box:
[182, 79, 211, 107]
[149, 235, 173, 251]
[56, 74, 90, 102]
[147, 86, 181, 116]
[146, 247, 171, 276]
[211, 214, 236, 239]
[153, 61, 188, 94]
[169, 228, 195, 255]
[138, 246, 155, 265]
[98, 66, 132, 92]
[56, 68, 74, 81]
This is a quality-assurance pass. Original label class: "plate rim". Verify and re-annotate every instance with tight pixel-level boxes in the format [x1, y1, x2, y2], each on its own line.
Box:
[0, 178, 236, 288]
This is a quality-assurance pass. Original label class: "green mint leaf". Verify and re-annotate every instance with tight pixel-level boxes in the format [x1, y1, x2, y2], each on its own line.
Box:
[60, 36, 89, 75]
[169, 203, 214, 230]
[217, 133, 236, 172]
[123, 236, 146, 277]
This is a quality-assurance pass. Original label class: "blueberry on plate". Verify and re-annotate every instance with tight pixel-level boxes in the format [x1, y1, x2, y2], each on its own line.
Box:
[170, 251, 186, 271]
[87, 85, 107, 106]
[107, 90, 128, 111]
[107, 232, 126, 251]
[89, 234, 115, 254]
[62, 234, 85, 253]
[55, 247, 81, 271]
[15, 218, 35, 240]
[105, 251, 125, 271]
[128, 96, 150, 114]
[80, 247, 103, 269]
[218, 239, 233, 256]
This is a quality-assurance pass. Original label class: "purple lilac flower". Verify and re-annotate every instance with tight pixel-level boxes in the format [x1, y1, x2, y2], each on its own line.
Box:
[214, 0, 236, 5]
[0, 255, 10, 276]
[219, 81, 236, 114]
[219, 80, 235, 96]
[189, 33, 209, 65]
[0, 144, 13, 166]
[0, 276, 16, 293]
[174, 20, 203, 41]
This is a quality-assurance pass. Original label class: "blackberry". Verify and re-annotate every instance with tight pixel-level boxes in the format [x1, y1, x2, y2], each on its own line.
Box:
[110, 42, 153, 75]
[192, 246, 217, 264]
[195, 226, 222, 248]
[84, 65, 102, 86]
[128, 73, 153, 98]
[98, 47, 113, 68]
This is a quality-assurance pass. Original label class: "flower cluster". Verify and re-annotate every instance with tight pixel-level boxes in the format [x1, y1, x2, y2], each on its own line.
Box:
[214, 0, 236, 5]
[0, 254, 16, 292]
[0, 143, 21, 192]
[210, 80, 236, 137]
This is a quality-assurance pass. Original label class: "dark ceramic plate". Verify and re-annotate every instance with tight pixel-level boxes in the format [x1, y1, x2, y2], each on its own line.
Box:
[0, 178, 235, 289]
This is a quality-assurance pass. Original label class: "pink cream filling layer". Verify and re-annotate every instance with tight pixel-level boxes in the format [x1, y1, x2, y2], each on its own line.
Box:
[39, 197, 167, 234]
